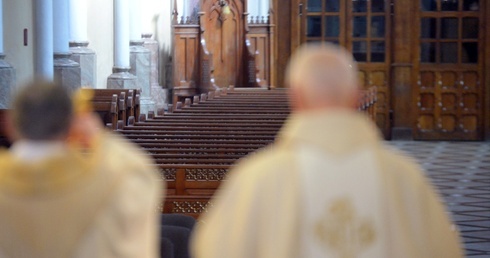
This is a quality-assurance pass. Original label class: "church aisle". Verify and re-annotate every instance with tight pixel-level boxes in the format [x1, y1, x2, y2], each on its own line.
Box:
[389, 141, 490, 257]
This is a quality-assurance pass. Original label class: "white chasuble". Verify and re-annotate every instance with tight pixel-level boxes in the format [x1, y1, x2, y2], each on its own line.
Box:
[192, 110, 463, 258]
[297, 143, 386, 258]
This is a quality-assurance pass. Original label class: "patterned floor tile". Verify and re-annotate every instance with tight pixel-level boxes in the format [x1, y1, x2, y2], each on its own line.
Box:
[388, 141, 490, 257]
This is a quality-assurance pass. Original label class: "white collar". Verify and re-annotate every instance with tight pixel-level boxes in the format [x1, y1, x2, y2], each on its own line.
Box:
[10, 140, 68, 162]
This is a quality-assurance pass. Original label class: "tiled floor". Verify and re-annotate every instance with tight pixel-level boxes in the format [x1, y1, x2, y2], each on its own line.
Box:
[389, 141, 490, 257]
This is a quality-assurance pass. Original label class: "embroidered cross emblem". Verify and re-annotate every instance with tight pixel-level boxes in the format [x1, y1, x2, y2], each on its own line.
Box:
[314, 197, 376, 258]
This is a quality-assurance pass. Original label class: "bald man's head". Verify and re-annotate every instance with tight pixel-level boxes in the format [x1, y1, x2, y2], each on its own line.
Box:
[285, 43, 359, 111]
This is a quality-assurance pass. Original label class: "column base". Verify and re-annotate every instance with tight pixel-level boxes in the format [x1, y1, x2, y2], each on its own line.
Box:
[151, 85, 169, 111]
[142, 34, 160, 89]
[107, 68, 138, 89]
[70, 41, 96, 88]
[54, 53, 81, 92]
[0, 55, 16, 109]
[142, 34, 168, 111]
[140, 97, 156, 117]
[130, 41, 151, 99]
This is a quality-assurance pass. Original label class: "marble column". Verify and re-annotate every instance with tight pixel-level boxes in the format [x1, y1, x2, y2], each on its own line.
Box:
[143, 33, 168, 110]
[69, 0, 96, 88]
[0, 55, 15, 109]
[107, 0, 138, 92]
[0, 0, 15, 108]
[129, 0, 154, 115]
[34, 0, 54, 79]
[53, 0, 81, 92]
[0, 0, 3, 54]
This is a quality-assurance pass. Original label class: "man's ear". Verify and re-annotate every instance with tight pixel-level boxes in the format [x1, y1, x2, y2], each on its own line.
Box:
[4, 112, 20, 143]
[288, 86, 305, 111]
[347, 88, 362, 109]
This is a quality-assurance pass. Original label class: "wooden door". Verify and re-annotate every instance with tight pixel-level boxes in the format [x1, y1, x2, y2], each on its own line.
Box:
[201, 0, 245, 88]
[413, 0, 485, 140]
[300, 0, 392, 138]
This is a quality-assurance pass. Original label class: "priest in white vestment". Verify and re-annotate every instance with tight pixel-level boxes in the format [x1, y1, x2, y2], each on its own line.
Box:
[191, 43, 463, 258]
[0, 81, 162, 258]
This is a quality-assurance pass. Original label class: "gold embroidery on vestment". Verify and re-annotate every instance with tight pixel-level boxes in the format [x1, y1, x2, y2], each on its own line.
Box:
[314, 198, 376, 258]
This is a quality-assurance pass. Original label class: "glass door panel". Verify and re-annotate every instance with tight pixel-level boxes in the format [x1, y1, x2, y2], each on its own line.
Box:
[305, 0, 343, 45]
[326, 0, 340, 11]
[302, 0, 391, 137]
[308, 0, 322, 12]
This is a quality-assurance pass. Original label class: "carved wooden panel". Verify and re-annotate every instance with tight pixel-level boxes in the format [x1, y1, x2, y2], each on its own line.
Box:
[173, 26, 200, 88]
[415, 70, 483, 139]
[291, 0, 488, 140]
[413, 0, 484, 140]
[200, 39, 219, 92]
[358, 67, 390, 137]
[162, 196, 213, 218]
[201, 0, 245, 88]
[185, 168, 228, 181]
[248, 21, 271, 86]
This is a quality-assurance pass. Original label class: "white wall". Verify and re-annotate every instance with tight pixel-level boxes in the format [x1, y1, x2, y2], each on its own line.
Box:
[248, 0, 270, 17]
[86, 0, 113, 88]
[3, 0, 35, 87]
[2, 0, 175, 89]
[86, 0, 173, 88]
[146, 0, 173, 87]
[259, 0, 270, 17]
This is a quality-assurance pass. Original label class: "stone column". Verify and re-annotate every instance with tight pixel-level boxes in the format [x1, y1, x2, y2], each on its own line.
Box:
[0, 0, 15, 108]
[143, 33, 168, 110]
[34, 0, 54, 79]
[129, 0, 154, 115]
[107, 0, 138, 91]
[69, 0, 96, 88]
[53, 0, 81, 91]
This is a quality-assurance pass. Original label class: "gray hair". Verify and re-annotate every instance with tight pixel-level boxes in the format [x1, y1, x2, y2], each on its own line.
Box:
[11, 80, 73, 140]
[285, 43, 359, 106]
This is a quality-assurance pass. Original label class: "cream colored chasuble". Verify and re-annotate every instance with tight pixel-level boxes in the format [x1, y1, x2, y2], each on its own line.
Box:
[285, 111, 462, 258]
[192, 110, 463, 258]
[0, 143, 120, 258]
[296, 140, 386, 257]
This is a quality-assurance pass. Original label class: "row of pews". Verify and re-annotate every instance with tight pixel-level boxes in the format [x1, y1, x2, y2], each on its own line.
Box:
[0, 88, 142, 147]
[116, 86, 377, 218]
[0, 109, 9, 148]
[0, 87, 377, 218]
[86, 89, 142, 130]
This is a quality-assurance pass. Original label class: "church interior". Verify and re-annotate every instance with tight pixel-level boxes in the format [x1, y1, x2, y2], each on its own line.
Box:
[0, 0, 489, 257]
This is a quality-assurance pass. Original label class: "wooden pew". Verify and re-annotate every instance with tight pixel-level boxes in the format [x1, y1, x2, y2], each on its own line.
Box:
[92, 95, 119, 130]
[86, 88, 142, 125]
[130, 122, 284, 129]
[119, 87, 377, 218]
[162, 196, 213, 219]
[128, 90, 285, 217]
[0, 109, 10, 148]
[138, 142, 268, 150]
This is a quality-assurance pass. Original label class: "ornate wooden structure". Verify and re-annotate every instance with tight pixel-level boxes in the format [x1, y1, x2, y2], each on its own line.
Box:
[172, 0, 275, 104]
[280, 0, 489, 140]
